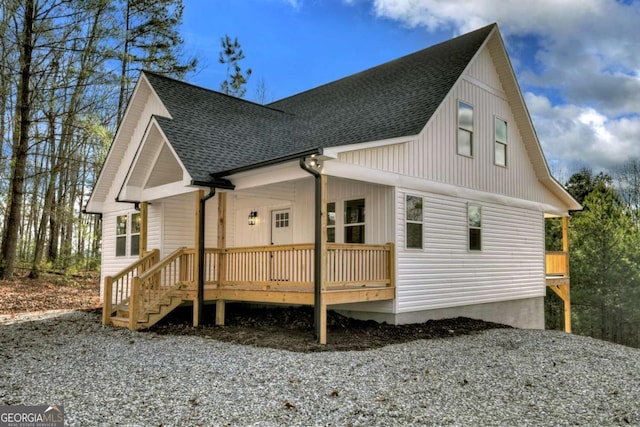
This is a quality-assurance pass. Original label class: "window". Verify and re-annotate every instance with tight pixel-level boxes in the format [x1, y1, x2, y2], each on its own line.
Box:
[468, 205, 482, 251]
[116, 215, 127, 257]
[131, 213, 141, 256]
[495, 117, 507, 167]
[275, 212, 289, 228]
[406, 195, 423, 249]
[344, 199, 365, 244]
[458, 101, 473, 157]
[116, 212, 141, 257]
[327, 202, 336, 243]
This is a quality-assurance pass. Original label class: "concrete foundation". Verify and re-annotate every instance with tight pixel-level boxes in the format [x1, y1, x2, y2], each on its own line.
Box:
[335, 297, 545, 330]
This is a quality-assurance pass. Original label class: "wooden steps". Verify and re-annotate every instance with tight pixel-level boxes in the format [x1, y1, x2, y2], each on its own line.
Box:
[107, 285, 185, 330]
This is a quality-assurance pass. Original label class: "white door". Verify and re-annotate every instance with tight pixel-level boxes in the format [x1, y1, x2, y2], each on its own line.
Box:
[270, 208, 292, 281]
[271, 208, 292, 245]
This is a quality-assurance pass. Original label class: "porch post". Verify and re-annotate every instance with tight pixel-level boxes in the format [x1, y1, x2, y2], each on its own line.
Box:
[193, 190, 204, 327]
[318, 174, 328, 344]
[139, 201, 148, 258]
[562, 216, 571, 333]
[216, 192, 227, 326]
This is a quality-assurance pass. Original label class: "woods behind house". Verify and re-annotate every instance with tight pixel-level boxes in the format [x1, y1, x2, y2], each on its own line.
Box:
[0, 1, 637, 347]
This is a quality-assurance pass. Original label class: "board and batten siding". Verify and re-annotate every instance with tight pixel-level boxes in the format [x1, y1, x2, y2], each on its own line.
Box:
[396, 189, 545, 313]
[161, 192, 196, 255]
[226, 177, 394, 248]
[337, 46, 566, 210]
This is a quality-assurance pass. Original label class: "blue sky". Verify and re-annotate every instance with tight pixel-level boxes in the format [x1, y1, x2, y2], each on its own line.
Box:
[180, 0, 640, 180]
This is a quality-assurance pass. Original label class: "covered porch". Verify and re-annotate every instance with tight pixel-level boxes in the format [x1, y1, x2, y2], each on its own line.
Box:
[102, 242, 395, 343]
[103, 168, 397, 344]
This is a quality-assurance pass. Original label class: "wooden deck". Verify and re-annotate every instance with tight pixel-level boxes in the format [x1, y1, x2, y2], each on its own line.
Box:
[545, 251, 571, 333]
[103, 243, 572, 340]
[103, 243, 395, 336]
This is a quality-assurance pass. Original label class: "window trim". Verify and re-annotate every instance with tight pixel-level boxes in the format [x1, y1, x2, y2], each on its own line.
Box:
[494, 116, 508, 167]
[130, 212, 141, 256]
[457, 100, 474, 158]
[116, 214, 127, 257]
[468, 204, 482, 252]
[326, 201, 336, 243]
[344, 198, 366, 244]
[405, 194, 424, 250]
[116, 212, 140, 257]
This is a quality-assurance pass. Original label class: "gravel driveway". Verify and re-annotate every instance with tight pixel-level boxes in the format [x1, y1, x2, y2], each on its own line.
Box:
[1, 311, 638, 426]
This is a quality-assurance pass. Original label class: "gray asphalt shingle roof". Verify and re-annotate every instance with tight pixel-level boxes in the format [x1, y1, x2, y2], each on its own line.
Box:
[145, 24, 494, 183]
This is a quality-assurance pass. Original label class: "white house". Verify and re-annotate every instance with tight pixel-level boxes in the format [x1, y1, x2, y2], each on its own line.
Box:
[86, 23, 579, 344]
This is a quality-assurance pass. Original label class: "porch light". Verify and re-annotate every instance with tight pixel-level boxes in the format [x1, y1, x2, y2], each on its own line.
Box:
[248, 211, 258, 225]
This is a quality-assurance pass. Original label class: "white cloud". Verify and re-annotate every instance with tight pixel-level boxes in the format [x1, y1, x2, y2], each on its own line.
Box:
[526, 92, 640, 173]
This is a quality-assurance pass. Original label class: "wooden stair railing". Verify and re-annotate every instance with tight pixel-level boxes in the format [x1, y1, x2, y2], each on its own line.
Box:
[105, 247, 196, 330]
[102, 249, 160, 325]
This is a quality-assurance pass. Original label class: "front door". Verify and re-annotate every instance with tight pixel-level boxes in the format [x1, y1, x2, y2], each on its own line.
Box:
[270, 208, 292, 281]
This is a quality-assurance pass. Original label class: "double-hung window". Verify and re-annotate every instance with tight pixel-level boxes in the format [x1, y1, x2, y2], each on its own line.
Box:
[344, 199, 365, 244]
[457, 101, 474, 157]
[495, 117, 508, 167]
[468, 205, 482, 251]
[116, 212, 140, 257]
[116, 215, 127, 257]
[406, 195, 423, 249]
[327, 202, 336, 243]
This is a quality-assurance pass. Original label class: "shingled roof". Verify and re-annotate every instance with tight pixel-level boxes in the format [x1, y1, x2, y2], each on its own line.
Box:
[145, 23, 495, 182]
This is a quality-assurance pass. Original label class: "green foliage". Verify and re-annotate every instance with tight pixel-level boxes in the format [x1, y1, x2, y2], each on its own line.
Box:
[568, 180, 640, 347]
[219, 34, 252, 98]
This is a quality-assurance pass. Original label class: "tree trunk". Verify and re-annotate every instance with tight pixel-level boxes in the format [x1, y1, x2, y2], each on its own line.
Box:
[1, 0, 34, 279]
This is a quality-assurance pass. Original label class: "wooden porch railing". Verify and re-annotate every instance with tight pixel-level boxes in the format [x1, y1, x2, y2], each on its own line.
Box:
[104, 243, 395, 327]
[102, 249, 159, 325]
[546, 251, 569, 277]
[200, 243, 395, 290]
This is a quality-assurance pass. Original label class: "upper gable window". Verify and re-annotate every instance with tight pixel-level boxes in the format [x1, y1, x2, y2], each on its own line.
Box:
[457, 102, 473, 157]
[495, 117, 508, 167]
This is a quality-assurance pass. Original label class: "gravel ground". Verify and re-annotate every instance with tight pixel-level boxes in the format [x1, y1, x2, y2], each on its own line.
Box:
[1, 311, 639, 426]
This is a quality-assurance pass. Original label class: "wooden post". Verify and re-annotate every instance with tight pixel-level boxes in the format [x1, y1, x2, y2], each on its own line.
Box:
[193, 190, 204, 327]
[129, 277, 139, 331]
[139, 201, 148, 258]
[216, 192, 227, 326]
[387, 243, 396, 289]
[563, 286, 571, 334]
[562, 216, 569, 277]
[562, 216, 571, 333]
[319, 174, 328, 344]
[102, 276, 113, 325]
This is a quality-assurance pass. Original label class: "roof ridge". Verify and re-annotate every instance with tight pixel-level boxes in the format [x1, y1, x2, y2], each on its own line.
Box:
[142, 70, 291, 115]
[268, 23, 496, 107]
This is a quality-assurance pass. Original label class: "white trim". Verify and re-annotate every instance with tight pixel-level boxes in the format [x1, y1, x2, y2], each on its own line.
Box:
[118, 118, 193, 201]
[323, 136, 415, 159]
[227, 160, 308, 190]
[462, 75, 507, 100]
[323, 160, 569, 216]
[141, 182, 197, 202]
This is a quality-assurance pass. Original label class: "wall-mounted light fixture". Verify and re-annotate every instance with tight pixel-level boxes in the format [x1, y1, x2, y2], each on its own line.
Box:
[248, 211, 258, 225]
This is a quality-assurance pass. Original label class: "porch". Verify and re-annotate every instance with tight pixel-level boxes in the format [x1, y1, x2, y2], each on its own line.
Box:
[102, 242, 395, 343]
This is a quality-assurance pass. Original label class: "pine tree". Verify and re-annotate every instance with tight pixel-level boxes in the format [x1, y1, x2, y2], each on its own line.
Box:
[219, 34, 252, 98]
[116, 0, 197, 123]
